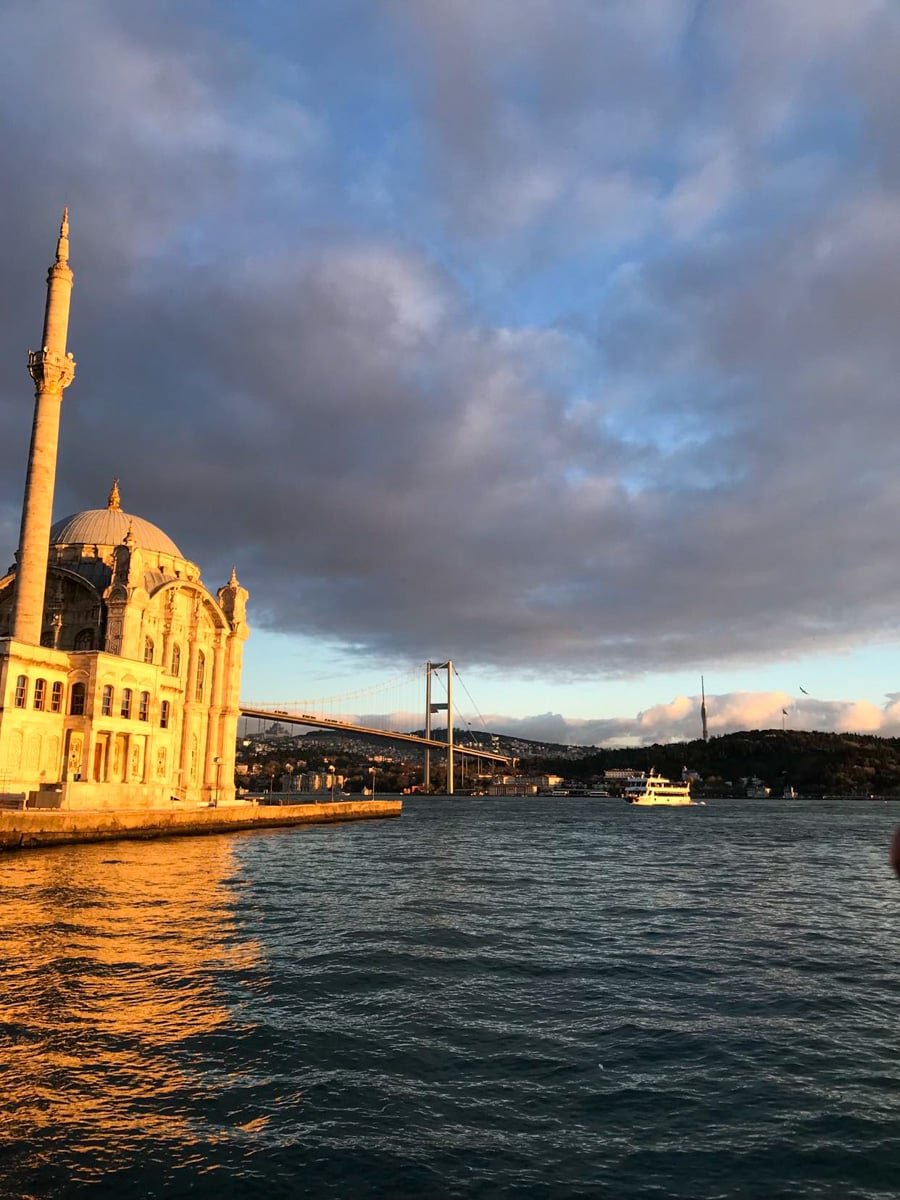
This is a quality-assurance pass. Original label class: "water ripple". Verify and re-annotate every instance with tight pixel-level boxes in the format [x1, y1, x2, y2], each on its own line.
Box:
[1, 799, 899, 1198]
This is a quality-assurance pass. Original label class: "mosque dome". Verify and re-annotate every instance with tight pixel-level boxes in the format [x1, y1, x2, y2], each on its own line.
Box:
[50, 479, 183, 557]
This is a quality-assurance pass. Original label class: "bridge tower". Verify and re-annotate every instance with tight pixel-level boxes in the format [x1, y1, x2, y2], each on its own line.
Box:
[424, 660, 454, 794]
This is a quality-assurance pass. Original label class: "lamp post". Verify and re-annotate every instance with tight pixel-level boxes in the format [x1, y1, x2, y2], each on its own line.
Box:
[212, 756, 222, 808]
[369, 764, 377, 801]
[326, 762, 336, 802]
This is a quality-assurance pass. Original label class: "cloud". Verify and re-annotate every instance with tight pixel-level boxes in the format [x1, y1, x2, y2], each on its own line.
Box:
[478, 688, 900, 747]
[245, 688, 900, 748]
[1, 1, 900, 685]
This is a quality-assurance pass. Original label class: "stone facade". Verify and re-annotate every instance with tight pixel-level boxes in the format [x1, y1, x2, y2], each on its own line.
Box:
[0, 216, 249, 810]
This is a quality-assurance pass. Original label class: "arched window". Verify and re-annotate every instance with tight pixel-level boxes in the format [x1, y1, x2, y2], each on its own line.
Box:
[160, 700, 170, 729]
[195, 652, 205, 702]
[171, 644, 181, 676]
[120, 688, 132, 719]
[70, 682, 86, 716]
[139, 691, 150, 721]
[50, 682, 64, 713]
[14, 676, 27, 708]
[101, 685, 113, 717]
[74, 629, 94, 651]
[33, 679, 46, 711]
[144, 637, 154, 664]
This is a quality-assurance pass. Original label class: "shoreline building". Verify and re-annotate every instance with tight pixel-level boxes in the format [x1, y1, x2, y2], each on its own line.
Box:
[0, 214, 249, 810]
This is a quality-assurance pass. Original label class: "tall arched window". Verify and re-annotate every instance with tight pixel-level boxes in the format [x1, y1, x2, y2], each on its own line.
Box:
[70, 683, 86, 715]
[195, 652, 205, 702]
[144, 637, 154, 664]
[160, 700, 170, 729]
[50, 682, 64, 713]
[101, 685, 113, 716]
[14, 676, 27, 708]
[171, 644, 181, 676]
[74, 629, 94, 651]
[33, 679, 46, 711]
[120, 688, 132, 719]
[139, 691, 150, 721]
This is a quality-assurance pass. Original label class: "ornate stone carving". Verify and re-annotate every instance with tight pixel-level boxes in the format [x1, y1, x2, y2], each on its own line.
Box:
[27, 347, 76, 394]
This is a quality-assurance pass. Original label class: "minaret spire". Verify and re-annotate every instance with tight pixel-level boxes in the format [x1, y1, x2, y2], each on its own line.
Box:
[700, 675, 709, 743]
[56, 208, 69, 265]
[10, 211, 77, 644]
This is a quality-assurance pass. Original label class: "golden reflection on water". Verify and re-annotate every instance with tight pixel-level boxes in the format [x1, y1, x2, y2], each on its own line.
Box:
[0, 836, 262, 1157]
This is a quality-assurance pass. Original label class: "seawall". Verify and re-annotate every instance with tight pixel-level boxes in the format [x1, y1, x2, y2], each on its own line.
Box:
[0, 799, 402, 851]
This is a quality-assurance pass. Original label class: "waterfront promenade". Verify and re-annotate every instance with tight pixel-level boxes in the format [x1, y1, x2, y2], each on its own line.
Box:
[0, 797, 402, 850]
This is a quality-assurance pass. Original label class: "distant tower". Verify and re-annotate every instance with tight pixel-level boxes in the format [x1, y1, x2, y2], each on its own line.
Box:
[11, 210, 76, 644]
[700, 675, 709, 743]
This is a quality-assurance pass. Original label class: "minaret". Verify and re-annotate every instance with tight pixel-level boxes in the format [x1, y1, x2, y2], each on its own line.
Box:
[700, 675, 709, 743]
[11, 210, 76, 644]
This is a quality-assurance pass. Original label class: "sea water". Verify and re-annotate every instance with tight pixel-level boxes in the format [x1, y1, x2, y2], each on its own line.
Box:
[1, 797, 899, 1199]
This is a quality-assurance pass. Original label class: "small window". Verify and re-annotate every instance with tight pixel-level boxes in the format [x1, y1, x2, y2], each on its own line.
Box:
[139, 691, 150, 721]
[74, 629, 94, 651]
[120, 688, 132, 719]
[144, 637, 154, 664]
[14, 675, 27, 708]
[50, 682, 63, 713]
[171, 644, 181, 676]
[101, 685, 113, 717]
[70, 682, 86, 716]
[195, 651, 205, 702]
[33, 678, 46, 711]
[160, 700, 170, 729]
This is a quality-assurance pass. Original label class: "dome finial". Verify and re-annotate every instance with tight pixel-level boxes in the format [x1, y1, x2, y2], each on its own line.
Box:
[228, 565, 238, 586]
[107, 477, 121, 511]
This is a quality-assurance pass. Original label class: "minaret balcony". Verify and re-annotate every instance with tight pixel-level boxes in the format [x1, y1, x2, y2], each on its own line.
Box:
[27, 347, 76, 394]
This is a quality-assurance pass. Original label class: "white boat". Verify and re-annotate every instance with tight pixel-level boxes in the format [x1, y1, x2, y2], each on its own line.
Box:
[624, 769, 694, 806]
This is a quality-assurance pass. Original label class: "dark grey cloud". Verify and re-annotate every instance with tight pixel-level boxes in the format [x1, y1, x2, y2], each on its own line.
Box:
[1, 1, 900, 679]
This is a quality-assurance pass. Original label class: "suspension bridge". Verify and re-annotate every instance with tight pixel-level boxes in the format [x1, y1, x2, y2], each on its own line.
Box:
[240, 661, 511, 794]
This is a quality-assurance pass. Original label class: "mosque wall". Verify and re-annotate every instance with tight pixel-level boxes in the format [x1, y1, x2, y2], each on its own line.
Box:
[0, 607, 245, 809]
[0, 640, 69, 799]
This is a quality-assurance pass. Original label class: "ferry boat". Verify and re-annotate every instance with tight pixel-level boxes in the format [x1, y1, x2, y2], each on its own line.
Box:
[624, 770, 694, 806]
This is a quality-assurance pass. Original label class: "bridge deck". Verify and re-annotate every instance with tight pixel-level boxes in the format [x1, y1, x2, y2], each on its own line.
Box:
[239, 707, 512, 765]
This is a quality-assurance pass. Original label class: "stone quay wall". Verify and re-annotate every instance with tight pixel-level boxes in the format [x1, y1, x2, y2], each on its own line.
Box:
[0, 798, 402, 851]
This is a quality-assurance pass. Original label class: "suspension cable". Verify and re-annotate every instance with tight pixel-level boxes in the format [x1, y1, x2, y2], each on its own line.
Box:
[453, 667, 492, 736]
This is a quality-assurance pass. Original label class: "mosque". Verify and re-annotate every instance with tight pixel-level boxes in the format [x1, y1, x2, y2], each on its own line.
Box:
[0, 214, 249, 809]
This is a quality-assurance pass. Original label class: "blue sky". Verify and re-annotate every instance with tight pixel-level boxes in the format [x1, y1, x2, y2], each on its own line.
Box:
[2, 1, 900, 744]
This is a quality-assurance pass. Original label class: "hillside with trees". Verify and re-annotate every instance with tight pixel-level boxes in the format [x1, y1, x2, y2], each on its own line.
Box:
[521, 729, 900, 797]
